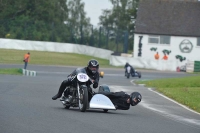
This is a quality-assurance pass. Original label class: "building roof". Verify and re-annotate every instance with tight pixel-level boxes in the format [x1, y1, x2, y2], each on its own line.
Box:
[134, 0, 200, 37]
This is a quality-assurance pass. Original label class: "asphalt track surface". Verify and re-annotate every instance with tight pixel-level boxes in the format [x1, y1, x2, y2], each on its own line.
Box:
[0, 64, 200, 133]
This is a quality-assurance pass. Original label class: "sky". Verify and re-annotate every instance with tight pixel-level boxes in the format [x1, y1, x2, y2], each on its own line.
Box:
[82, 0, 112, 27]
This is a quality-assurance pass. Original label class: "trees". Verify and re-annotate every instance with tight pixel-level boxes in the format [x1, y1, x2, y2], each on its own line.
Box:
[67, 0, 91, 44]
[0, 0, 139, 52]
[99, 0, 139, 52]
[0, 0, 91, 43]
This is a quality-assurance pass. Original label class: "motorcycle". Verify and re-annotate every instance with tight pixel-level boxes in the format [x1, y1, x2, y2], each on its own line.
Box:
[60, 68, 115, 112]
[125, 67, 141, 78]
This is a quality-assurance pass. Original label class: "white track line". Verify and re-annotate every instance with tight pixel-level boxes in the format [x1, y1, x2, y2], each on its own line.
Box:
[148, 88, 200, 116]
[131, 80, 200, 115]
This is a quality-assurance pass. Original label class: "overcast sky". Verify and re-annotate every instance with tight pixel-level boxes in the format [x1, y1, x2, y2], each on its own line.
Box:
[82, 0, 112, 27]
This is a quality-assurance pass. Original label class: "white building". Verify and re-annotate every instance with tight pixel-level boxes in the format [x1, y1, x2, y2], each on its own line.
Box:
[133, 0, 200, 70]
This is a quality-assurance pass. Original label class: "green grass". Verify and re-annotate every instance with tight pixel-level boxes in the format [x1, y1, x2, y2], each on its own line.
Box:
[0, 49, 113, 67]
[136, 76, 200, 113]
[0, 68, 22, 75]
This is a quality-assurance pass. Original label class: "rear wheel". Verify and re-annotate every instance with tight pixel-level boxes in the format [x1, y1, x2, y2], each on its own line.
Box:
[79, 86, 88, 112]
[61, 98, 70, 109]
[138, 72, 141, 78]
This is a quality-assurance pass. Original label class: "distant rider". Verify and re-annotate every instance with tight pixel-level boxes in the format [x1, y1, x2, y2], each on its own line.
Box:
[52, 59, 100, 101]
[124, 62, 135, 76]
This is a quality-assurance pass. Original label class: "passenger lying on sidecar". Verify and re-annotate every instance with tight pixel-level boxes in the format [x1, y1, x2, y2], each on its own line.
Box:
[96, 85, 142, 110]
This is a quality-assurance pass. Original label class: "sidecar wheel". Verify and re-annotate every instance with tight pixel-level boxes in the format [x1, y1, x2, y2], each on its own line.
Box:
[103, 109, 108, 113]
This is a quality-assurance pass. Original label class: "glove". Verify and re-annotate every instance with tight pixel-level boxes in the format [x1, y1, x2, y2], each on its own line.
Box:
[93, 81, 98, 88]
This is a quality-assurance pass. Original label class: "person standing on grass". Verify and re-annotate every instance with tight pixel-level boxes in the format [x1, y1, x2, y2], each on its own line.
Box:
[23, 52, 30, 69]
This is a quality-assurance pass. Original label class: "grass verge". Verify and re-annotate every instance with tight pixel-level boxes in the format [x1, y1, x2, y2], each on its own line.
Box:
[136, 76, 200, 113]
[0, 68, 22, 75]
[0, 49, 115, 68]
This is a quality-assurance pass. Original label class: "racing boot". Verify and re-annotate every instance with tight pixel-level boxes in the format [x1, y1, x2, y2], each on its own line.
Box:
[52, 80, 70, 100]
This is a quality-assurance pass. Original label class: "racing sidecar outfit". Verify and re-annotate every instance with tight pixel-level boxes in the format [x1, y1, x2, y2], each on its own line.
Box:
[124, 63, 135, 76]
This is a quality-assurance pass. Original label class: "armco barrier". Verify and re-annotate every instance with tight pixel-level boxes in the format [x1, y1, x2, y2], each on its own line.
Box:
[186, 60, 200, 72]
[21, 69, 37, 76]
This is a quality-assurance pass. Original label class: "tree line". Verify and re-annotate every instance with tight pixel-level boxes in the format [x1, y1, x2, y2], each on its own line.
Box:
[0, 0, 139, 52]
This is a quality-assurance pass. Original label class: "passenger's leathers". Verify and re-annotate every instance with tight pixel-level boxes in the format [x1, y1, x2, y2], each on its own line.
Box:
[99, 91, 130, 110]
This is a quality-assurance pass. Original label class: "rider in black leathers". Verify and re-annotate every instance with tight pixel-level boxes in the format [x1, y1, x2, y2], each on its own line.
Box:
[124, 62, 135, 76]
[52, 59, 100, 101]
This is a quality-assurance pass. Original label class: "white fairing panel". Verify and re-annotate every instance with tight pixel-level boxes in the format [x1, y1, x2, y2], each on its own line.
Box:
[90, 94, 116, 110]
[77, 73, 89, 82]
[127, 66, 131, 73]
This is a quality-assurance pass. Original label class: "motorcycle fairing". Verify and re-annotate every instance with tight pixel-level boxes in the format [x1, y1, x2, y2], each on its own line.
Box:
[89, 94, 116, 110]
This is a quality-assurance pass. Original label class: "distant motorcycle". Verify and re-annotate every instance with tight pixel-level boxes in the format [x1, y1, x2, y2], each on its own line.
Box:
[125, 66, 141, 78]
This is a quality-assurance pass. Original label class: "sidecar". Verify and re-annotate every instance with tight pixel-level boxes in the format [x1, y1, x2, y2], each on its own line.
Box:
[89, 85, 116, 112]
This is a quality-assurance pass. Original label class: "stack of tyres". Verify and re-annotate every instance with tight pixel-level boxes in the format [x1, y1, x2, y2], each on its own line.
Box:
[194, 61, 200, 72]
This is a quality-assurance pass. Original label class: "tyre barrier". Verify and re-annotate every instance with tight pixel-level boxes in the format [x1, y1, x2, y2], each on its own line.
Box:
[186, 60, 200, 73]
[19, 68, 37, 76]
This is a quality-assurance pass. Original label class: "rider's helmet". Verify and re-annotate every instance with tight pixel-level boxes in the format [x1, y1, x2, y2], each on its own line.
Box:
[130, 92, 142, 106]
[87, 59, 99, 74]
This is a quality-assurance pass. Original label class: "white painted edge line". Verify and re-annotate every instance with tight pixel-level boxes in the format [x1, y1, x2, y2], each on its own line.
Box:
[148, 88, 200, 116]
[130, 80, 200, 115]
[131, 80, 136, 85]
[130, 79, 145, 86]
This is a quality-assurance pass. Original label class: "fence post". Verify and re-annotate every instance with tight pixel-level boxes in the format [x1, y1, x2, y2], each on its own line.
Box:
[106, 29, 109, 49]
[80, 25, 83, 44]
[124, 31, 129, 53]
[99, 26, 102, 48]
[90, 25, 93, 46]
[51, 22, 54, 42]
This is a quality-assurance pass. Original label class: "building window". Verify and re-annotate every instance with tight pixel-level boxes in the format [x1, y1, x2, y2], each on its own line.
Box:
[149, 36, 159, 44]
[149, 35, 170, 44]
[197, 37, 200, 46]
[160, 35, 170, 44]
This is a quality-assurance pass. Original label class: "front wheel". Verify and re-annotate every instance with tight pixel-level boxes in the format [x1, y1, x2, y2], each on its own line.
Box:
[127, 73, 130, 79]
[78, 86, 88, 112]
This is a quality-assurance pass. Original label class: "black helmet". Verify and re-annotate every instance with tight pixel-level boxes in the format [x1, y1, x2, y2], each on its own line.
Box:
[130, 92, 142, 106]
[87, 59, 99, 74]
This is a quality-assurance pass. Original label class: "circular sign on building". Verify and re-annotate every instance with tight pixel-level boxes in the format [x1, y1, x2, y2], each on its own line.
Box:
[179, 39, 193, 53]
